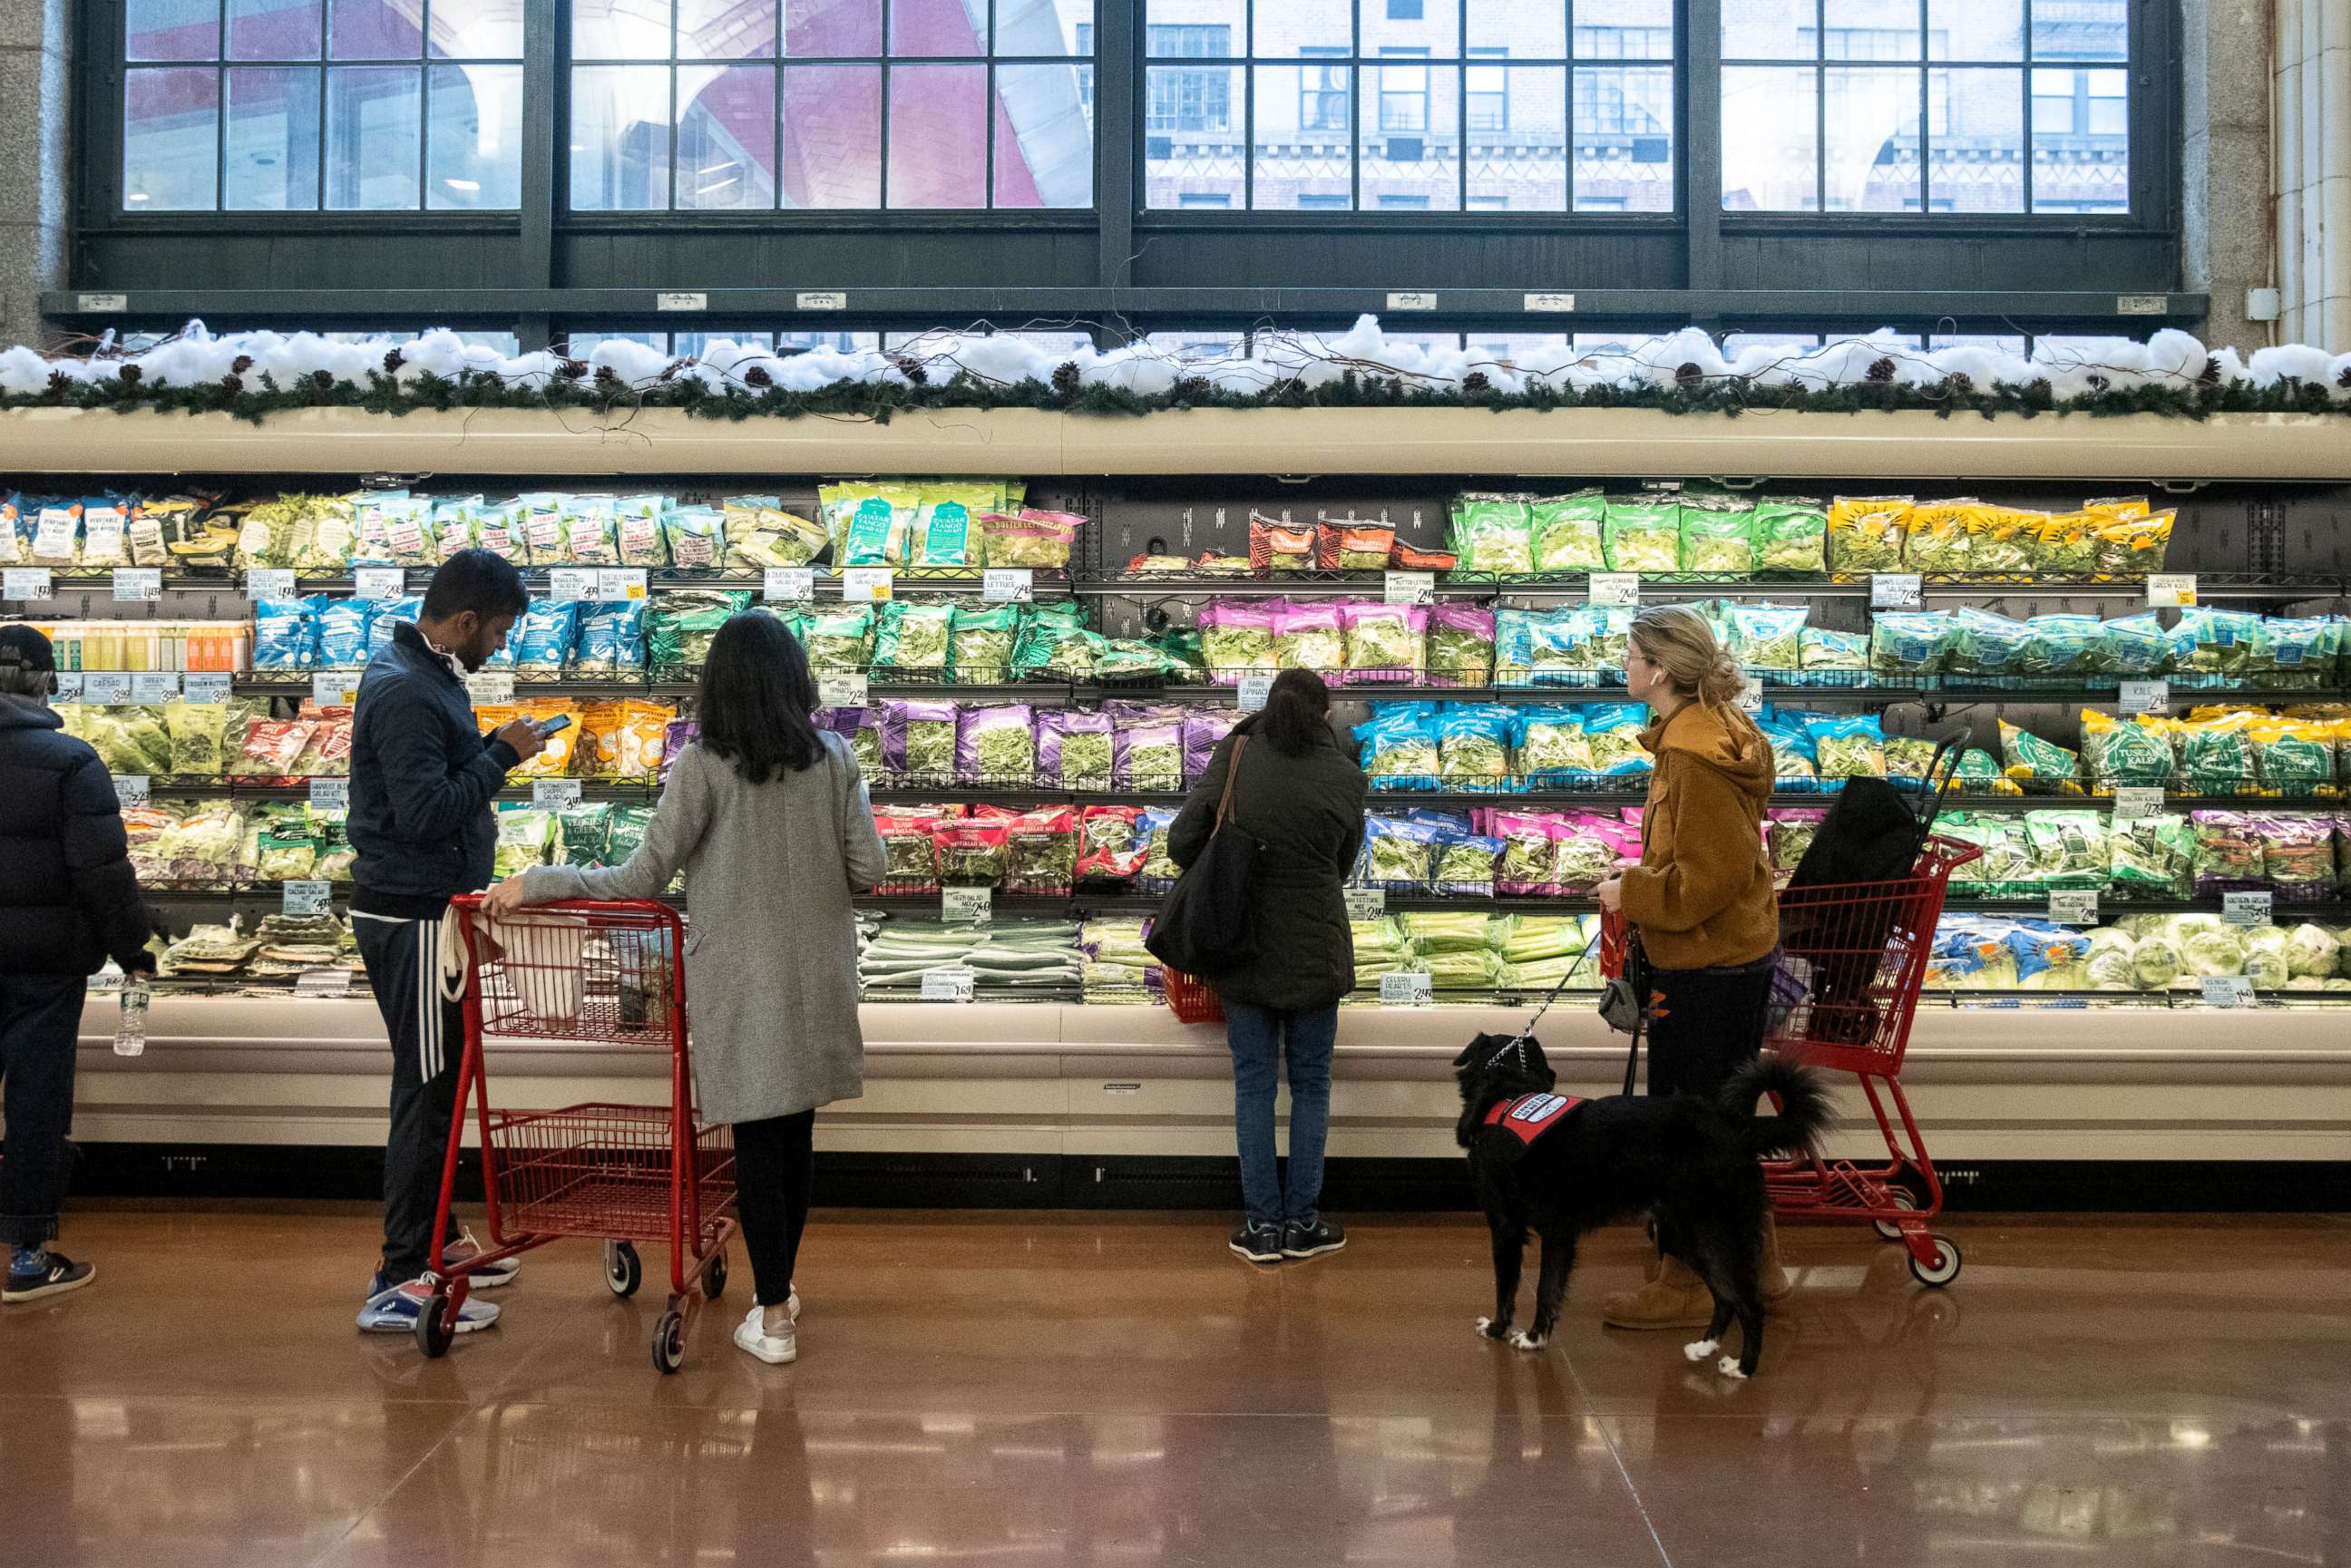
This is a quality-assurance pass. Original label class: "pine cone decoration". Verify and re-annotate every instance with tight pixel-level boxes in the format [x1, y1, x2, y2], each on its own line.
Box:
[2199, 355, 2222, 385]
[658, 358, 689, 382]
[1170, 375, 1213, 404]
[2086, 374, 2111, 392]
[44, 369, 70, 395]
[311, 369, 335, 390]
[744, 364, 773, 388]
[891, 355, 930, 386]
[1460, 370, 1492, 396]
[1051, 361, 1083, 400]
[2027, 377, 2053, 401]
[557, 357, 589, 380]
[2338, 365, 2351, 390]
[230, 355, 254, 375]
[382, 349, 405, 374]
[1674, 362, 1705, 389]
[219, 374, 243, 396]
[1942, 371, 1975, 396]
[117, 364, 142, 385]
[1865, 356, 1897, 383]
[594, 364, 622, 390]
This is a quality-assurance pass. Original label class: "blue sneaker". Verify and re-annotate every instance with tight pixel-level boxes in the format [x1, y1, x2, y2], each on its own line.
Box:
[5, 1251, 95, 1303]
[442, 1229, 521, 1289]
[357, 1271, 501, 1335]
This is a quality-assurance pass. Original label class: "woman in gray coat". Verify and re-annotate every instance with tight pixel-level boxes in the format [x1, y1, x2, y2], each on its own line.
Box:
[486, 613, 886, 1367]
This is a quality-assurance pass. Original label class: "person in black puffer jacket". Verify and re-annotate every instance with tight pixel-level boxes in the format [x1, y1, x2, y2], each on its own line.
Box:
[0, 626, 153, 1304]
[1170, 668, 1367, 1266]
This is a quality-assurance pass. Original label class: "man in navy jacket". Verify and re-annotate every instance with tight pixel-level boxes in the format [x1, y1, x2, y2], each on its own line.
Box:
[0, 626, 154, 1302]
[349, 550, 544, 1336]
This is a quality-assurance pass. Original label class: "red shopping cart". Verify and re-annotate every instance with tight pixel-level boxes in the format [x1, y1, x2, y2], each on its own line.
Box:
[415, 897, 736, 1374]
[1602, 833, 1981, 1289]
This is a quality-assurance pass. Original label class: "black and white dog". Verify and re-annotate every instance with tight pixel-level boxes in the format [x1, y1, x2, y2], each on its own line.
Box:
[1453, 1032, 1832, 1379]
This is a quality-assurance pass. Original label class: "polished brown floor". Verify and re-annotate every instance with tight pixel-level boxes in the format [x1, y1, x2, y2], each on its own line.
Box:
[4, 1208, 2349, 1567]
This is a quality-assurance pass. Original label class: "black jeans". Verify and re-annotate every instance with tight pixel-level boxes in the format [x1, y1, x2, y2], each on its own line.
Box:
[0, 974, 85, 1250]
[355, 913, 464, 1282]
[1644, 955, 1777, 1102]
[733, 1110, 816, 1310]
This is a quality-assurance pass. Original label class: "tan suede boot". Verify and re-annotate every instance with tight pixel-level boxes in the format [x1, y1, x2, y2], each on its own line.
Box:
[1601, 1252, 1715, 1330]
[1760, 1214, 1793, 1303]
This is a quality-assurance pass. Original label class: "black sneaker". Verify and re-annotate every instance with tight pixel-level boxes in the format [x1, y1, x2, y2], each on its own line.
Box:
[4, 1251, 95, 1303]
[1282, 1218, 1347, 1260]
[1229, 1220, 1284, 1263]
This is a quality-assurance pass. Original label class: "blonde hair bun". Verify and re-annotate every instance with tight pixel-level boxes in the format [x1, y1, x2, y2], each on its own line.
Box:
[1629, 604, 1746, 706]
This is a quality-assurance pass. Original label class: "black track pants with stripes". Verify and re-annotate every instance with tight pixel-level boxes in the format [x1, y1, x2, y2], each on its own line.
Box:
[356, 912, 463, 1283]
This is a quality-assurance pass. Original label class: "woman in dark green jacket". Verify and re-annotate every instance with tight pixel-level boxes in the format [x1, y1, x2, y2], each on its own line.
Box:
[1170, 669, 1368, 1265]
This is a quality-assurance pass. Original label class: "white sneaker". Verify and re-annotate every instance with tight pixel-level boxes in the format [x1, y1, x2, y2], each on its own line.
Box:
[357, 1274, 500, 1334]
[742, 1288, 800, 1326]
[734, 1313, 798, 1365]
[442, 1229, 520, 1289]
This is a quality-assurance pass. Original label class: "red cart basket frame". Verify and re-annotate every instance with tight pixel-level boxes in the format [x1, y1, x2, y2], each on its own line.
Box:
[415, 896, 737, 1373]
[1604, 834, 1982, 1289]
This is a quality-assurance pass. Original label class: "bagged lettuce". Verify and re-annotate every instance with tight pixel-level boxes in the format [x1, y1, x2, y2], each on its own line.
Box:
[2080, 708, 2174, 789]
[1678, 498, 1757, 575]
[1356, 706, 1442, 791]
[1729, 603, 1807, 672]
[1431, 832, 1503, 896]
[949, 602, 1021, 684]
[1529, 492, 1607, 573]
[802, 605, 875, 671]
[2000, 720, 2083, 794]
[1012, 602, 1094, 680]
[1273, 601, 1345, 673]
[2018, 614, 2102, 678]
[2108, 812, 2194, 901]
[720, 497, 824, 571]
[2024, 810, 2107, 887]
[1341, 602, 1428, 683]
[1199, 599, 1279, 685]
[1603, 497, 1682, 573]
[1870, 611, 1952, 676]
[1582, 703, 1653, 778]
[1797, 628, 1869, 684]
[1449, 493, 1535, 575]
[1437, 704, 1517, 790]
[883, 698, 960, 783]
[2189, 811, 2265, 894]
[1945, 607, 2033, 678]
[1428, 603, 1496, 688]
[1356, 816, 1441, 891]
[2262, 812, 2336, 899]
[1038, 709, 1114, 792]
[1902, 501, 1979, 573]
[1512, 706, 1595, 785]
[1115, 721, 1184, 792]
[1804, 713, 1887, 779]
[1492, 812, 1563, 895]
[1753, 499, 1828, 573]
[1966, 507, 2044, 575]
[1827, 497, 1910, 573]
[646, 589, 750, 672]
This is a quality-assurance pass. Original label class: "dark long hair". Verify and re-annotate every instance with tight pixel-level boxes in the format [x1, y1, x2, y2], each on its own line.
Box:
[696, 613, 823, 784]
[1257, 667, 1331, 757]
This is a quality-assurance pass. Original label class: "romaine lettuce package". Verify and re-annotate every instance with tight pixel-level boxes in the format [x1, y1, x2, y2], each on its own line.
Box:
[1437, 704, 1517, 790]
[1356, 705, 1442, 792]
[1999, 720, 2083, 794]
[1678, 498, 1757, 574]
[1431, 832, 1504, 896]
[1803, 713, 1887, 779]
[1827, 497, 1910, 573]
[1512, 706, 1595, 785]
[1753, 499, 1828, 573]
[2108, 812, 2194, 901]
[1603, 497, 1682, 573]
[1494, 606, 1596, 688]
[1729, 603, 1807, 672]
[1273, 601, 1345, 673]
[1529, 492, 1607, 573]
[1341, 602, 1428, 683]
[1449, 493, 1535, 575]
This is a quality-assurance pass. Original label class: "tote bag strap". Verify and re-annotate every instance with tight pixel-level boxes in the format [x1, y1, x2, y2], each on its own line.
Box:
[1213, 735, 1249, 833]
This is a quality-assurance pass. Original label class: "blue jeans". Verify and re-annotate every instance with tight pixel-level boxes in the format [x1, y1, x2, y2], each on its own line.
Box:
[1223, 1002, 1337, 1227]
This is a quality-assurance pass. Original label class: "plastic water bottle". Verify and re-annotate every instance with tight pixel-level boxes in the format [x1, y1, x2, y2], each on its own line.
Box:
[113, 983, 149, 1058]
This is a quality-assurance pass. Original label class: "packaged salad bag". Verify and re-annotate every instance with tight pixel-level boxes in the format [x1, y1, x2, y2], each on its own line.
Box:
[1340, 601, 1428, 683]
[2000, 719, 2084, 794]
[1448, 493, 1535, 575]
[1603, 496, 1682, 573]
[1273, 601, 1346, 673]
[1199, 599, 1280, 686]
[1677, 496, 1758, 574]
[1825, 496, 1911, 573]
[1427, 603, 1495, 688]
[1529, 492, 1607, 574]
[1752, 498, 1829, 573]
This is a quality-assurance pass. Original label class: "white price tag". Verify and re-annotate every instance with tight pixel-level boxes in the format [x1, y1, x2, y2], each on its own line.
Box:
[2119, 679, 2171, 716]
[245, 568, 296, 600]
[131, 671, 180, 703]
[1523, 291, 1577, 313]
[181, 672, 232, 704]
[941, 886, 992, 925]
[548, 567, 598, 602]
[817, 671, 869, 709]
[466, 672, 515, 706]
[53, 672, 82, 701]
[982, 568, 1035, 604]
[309, 777, 350, 810]
[2117, 293, 2171, 317]
[353, 567, 405, 600]
[1871, 572, 1924, 609]
[921, 966, 977, 1002]
[1380, 970, 1433, 1008]
[76, 292, 129, 313]
[2200, 975, 2254, 1008]
[88, 965, 125, 994]
[1384, 570, 1437, 606]
[1344, 887, 1388, 920]
[282, 879, 332, 916]
[2112, 785, 2166, 821]
[796, 290, 848, 311]
[532, 779, 583, 809]
[1235, 675, 1273, 713]
[1590, 572, 1640, 606]
[2146, 573, 2197, 609]
[83, 672, 132, 706]
[656, 291, 708, 313]
[112, 568, 162, 602]
[599, 568, 648, 602]
[1736, 677, 1765, 714]
[295, 968, 354, 998]
[2048, 888, 2100, 924]
[3, 567, 53, 599]
[2222, 891, 2272, 928]
[1386, 291, 1439, 311]
[842, 568, 893, 603]
[113, 774, 150, 806]
[764, 567, 815, 604]
[312, 674, 358, 707]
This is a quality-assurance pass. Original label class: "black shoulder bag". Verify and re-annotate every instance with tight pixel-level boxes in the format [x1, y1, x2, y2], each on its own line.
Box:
[1143, 736, 1258, 978]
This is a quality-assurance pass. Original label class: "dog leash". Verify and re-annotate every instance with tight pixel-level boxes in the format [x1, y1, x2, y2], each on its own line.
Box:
[1497, 925, 1645, 1097]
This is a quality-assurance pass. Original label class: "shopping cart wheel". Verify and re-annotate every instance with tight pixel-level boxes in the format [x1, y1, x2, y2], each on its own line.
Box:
[651, 1310, 687, 1375]
[1872, 1188, 1920, 1242]
[415, 1284, 455, 1360]
[704, 1249, 727, 1300]
[604, 1241, 642, 1299]
[1907, 1237, 1963, 1289]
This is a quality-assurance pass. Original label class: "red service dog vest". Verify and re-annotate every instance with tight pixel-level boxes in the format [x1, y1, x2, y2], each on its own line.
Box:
[1483, 1092, 1585, 1149]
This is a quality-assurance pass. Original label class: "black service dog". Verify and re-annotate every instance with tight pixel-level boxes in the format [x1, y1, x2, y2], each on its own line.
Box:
[1453, 1032, 1831, 1379]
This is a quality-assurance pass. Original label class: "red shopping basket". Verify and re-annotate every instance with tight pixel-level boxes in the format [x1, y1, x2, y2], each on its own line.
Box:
[1163, 969, 1225, 1024]
[417, 897, 737, 1374]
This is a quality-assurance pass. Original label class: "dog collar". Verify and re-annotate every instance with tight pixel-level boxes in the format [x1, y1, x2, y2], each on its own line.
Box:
[1482, 1092, 1585, 1148]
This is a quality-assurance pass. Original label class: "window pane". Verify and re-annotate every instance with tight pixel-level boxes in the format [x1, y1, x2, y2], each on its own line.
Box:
[1145, 2, 1243, 54]
[1932, 0, 2019, 61]
[1575, 0, 1673, 58]
[1930, 66, 2020, 212]
[2032, 66, 2127, 211]
[1360, 62, 1458, 209]
[1468, 64, 1561, 209]
[226, 65, 320, 208]
[430, 3, 522, 59]
[1723, 0, 1815, 61]
[330, 0, 423, 57]
[1467, 0, 1562, 58]
[2033, 335, 2133, 365]
[888, 62, 986, 205]
[889, 0, 985, 56]
[230, 0, 321, 61]
[785, 0, 881, 55]
[994, 62, 1093, 207]
[1823, 65, 1918, 210]
[1253, 63, 1351, 209]
[1143, 64, 1242, 209]
[1144, 330, 1244, 360]
[676, 63, 776, 207]
[1575, 63, 1672, 210]
[130, 0, 218, 62]
[1468, 334, 1568, 360]
[1723, 333, 1824, 356]
[1257, 0, 1349, 57]
[674, 331, 775, 363]
[999, 0, 1091, 54]
[1930, 334, 2026, 352]
[125, 68, 219, 207]
[1361, 0, 1458, 60]
[677, 0, 776, 57]
[1721, 64, 1815, 209]
[778, 329, 881, 352]
[571, 0, 672, 60]
[780, 63, 881, 204]
[1822, 0, 1921, 58]
[569, 64, 672, 209]
[325, 64, 420, 206]
[2033, 0, 2125, 61]
[424, 63, 522, 206]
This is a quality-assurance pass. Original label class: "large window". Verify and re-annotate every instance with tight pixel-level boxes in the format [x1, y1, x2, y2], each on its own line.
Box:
[568, 0, 1096, 212]
[1143, 0, 1674, 212]
[1721, 0, 2128, 214]
[122, 0, 522, 210]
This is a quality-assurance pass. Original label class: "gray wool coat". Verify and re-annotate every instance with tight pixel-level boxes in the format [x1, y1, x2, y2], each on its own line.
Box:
[508, 734, 888, 1126]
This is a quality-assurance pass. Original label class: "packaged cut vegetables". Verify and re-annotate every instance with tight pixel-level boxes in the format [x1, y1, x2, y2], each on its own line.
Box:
[1249, 513, 1318, 575]
[1529, 492, 1606, 573]
[1316, 521, 1395, 571]
[1340, 601, 1427, 683]
[1677, 497, 1756, 574]
[1752, 499, 1828, 573]
[1448, 493, 1534, 575]
[1603, 497, 1681, 573]
[1427, 603, 1495, 688]
[1199, 599, 1279, 685]
[1827, 497, 1910, 573]
[1999, 720, 2083, 794]
[1273, 601, 1345, 673]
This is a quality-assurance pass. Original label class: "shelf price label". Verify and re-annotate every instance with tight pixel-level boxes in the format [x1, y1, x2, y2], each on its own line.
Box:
[1589, 572, 1640, 607]
[313, 674, 359, 707]
[182, 672, 232, 704]
[309, 777, 350, 810]
[941, 886, 992, 925]
[3, 568, 53, 600]
[1380, 970, 1434, 1009]
[465, 672, 515, 707]
[2200, 975, 2254, 1008]
[2112, 785, 2166, 821]
[764, 567, 815, 604]
[245, 568, 296, 601]
[2047, 888, 2099, 925]
[842, 568, 893, 603]
[282, 880, 332, 916]
[113, 775, 150, 807]
[83, 672, 132, 706]
[1384, 570, 1437, 607]
[2145, 573, 2197, 609]
[1871, 572, 1924, 609]
[982, 569, 1034, 604]
[816, 671, 868, 710]
[1344, 887, 1388, 920]
[112, 568, 162, 603]
[598, 568, 648, 602]
[2222, 891, 2272, 928]
[2119, 678, 2171, 716]
[921, 966, 977, 1003]
[353, 567, 405, 600]
[1736, 677, 1765, 714]
[52, 672, 82, 701]
[532, 779, 583, 809]
[548, 567, 598, 602]
[131, 671, 181, 703]
[295, 968, 354, 998]
[1235, 675, 1273, 713]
